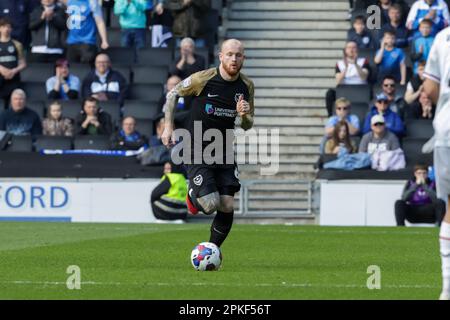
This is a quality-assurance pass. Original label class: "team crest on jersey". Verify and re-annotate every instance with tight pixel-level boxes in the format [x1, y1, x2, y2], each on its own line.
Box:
[193, 174, 203, 186]
[183, 77, 192, 88]
[7, 46, 14, 53]
[234, 93, 244, 103]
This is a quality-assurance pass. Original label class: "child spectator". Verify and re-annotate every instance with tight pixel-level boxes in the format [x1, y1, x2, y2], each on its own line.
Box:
[111, 116, 149, 150]
[362, 92, 405, 136]
[114, 0, 148, 49]
[82, 53, 128, 105]
[46, 58, 81, 100]
[374, 31, 406, 84]
[325, 41, 370, 116]
[406, 0, 449, 38]
[325, 97, 360, 138]
[29, 0, 66, 63]
[169, 37, 206, 80]
[395, 163, 446, 226]
[75, 97, 113, 135]
[410, 19, 435, 75]
[404, 60, 426, 106]
[42, 101, 74, 136]
[324, 120, 356, 155]
[66, 0, 109, 64]
[0, 89, 42, 136]
[347, 15, 376, 50]
[379, 4, 410, 48]
[0, 18, 27, 108]
[359, 114, 400, 154]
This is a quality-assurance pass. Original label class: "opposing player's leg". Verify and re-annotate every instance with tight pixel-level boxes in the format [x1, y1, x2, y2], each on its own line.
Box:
[435, 147, 450, 300]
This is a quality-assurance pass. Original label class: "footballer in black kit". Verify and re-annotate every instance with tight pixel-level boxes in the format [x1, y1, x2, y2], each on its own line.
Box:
[162, 39, 255, 247]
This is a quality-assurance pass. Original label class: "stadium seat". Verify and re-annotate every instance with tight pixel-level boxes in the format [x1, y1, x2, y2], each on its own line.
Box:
[402, 138, 433, 166]
[35, 136, 73, 151]
[336, 85, 372, 104]
[68, 63, 92, 81]
[5, 135, 33, 152]
[350, 102, 369, 125]
[114, 66, 132, 83]
[27, 101, 45, 118]
[98, 101, 121, 127]
[128, 84, 163, 101]
[21, 64, 54, 83]
[61, 100, 83, 121]
[73, 135, 111, 150]
[134, 119, 154, 138]
[405, 119, 434, 139]
[132, 66, 168, 85]
[123, 101, 160, 120]
[136, 48, 173, 66]
[103, 47, 137, 65]
[22, 82, 48, 101]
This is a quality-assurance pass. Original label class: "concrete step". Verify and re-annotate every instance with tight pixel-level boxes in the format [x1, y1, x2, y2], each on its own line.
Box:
[240, 171, 316, 180]
[253, 77, 335, 88]
[242, 68, 334, 77]
[248, 200, 310, 210]
[231, 1, 348, 11]
[245, 59, 336, 68]
[236, 134, 324, 145]
[242, 39, 346, 49]
[227, 20, 349, 30]
[254, 97, 325, 108]
[229, 11, 348, 20]
[252, 126, 324, 136]
[255, 116, 326, 126]
[255, 107, 327, 117]
[248, 184, 310, 193]
[244, 144, 320, 154]
[239, 163, 316, 173]
[228, 30, 346, 40]
[244, 49, 342, 59]
[253, 88, 327, 98]
[248, 192, 309, 200]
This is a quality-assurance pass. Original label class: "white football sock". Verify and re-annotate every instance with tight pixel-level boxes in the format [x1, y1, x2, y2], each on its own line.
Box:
[440, 222, 450, 294]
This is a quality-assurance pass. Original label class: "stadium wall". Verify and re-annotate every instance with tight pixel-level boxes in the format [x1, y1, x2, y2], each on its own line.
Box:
[0, 179, 159, 223]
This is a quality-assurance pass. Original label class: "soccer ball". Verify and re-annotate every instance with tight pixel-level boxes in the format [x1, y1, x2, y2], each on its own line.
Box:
[190, 242, 222, 271]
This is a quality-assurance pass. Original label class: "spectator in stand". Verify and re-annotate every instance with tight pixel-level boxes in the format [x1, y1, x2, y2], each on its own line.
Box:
[380, 75, 405, 114]
[114, 0, 148, 50]
[150, 161, 188, 221]
[111, 116, 149, 150]
[362, 92, 405, 136]
[28, 0, 66, 63]
[0, 0, 34, 47]
[377, 0, 410, 25]
[410, 19, 435, 75]
[65, 0, 109, 64]
[0, 89, 42, 136]
[395, 163, 446, 226]
[0, 18, 27, 108]
[159, 75, 191, 128]
[325, 97, 360, 138]
[150, 116, 164, 147]
[159, 75, 182, 110]
[378, 4, 410, 48]
[75, 97, 113, 135]
[169, 37, 206, 79]
[157, 0, 210, 47]
[359, 114, 400, 154]
[42, 101, 74, 136]
[46, 58, 81, 100]
[324, 120, 357, 155]
[347, 15, 376, 50]
[374, 31, 406, 84]
[406, 0, 449, 38]
[82, 53, 128, 105]
[325, 41, 370, 117]
[404, 60, 426, 106]
[408, 90, 435, 119]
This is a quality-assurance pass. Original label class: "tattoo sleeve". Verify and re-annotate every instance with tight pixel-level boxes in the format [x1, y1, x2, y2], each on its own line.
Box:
[163, 82, 183, 127]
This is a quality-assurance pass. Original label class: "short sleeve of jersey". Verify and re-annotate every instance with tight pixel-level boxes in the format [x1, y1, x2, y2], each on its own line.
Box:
[177, 71, 209, 97]
[424, 32, 442, 83]
[89, 0, 103, 18]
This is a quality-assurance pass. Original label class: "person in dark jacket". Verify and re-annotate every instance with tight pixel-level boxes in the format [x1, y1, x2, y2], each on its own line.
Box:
[169, 37, 206, 79]
[75, 96, 113, 135]
[0, 0, 34, 47]
[347, 15, 377, 49]
[0, 89, 42, 136]
[395, 164, 446, 226]
[28, 0, 66, 63]
[111, 116, 148, 150]
[82, 53, 128, 106]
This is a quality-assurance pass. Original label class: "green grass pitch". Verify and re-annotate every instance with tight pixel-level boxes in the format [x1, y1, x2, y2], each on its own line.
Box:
[0, 222, 443, 299]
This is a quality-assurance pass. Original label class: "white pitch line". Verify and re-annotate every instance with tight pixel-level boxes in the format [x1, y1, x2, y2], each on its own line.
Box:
[0, 280, 440, 289]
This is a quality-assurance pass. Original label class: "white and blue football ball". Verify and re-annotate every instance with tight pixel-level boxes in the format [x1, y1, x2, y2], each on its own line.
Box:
[191, 242, 222, 271]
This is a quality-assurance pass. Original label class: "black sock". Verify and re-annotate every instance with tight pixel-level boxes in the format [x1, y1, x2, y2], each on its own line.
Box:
[209, 210, 234, 247]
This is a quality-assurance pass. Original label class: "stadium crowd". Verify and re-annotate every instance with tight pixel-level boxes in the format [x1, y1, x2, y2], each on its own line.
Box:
[0, 0, 219, 154]
[322, 0, 447, 173]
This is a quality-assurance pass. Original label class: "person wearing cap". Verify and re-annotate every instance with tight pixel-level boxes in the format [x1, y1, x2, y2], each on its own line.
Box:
[45, 58, 81, 100]
[29, 0, 66, 63]
[362, 92, 405, 136]
[359, 114, 400, 154]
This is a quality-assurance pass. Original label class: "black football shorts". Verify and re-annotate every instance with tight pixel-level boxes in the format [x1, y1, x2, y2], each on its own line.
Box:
[185, 164, 241, 197]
